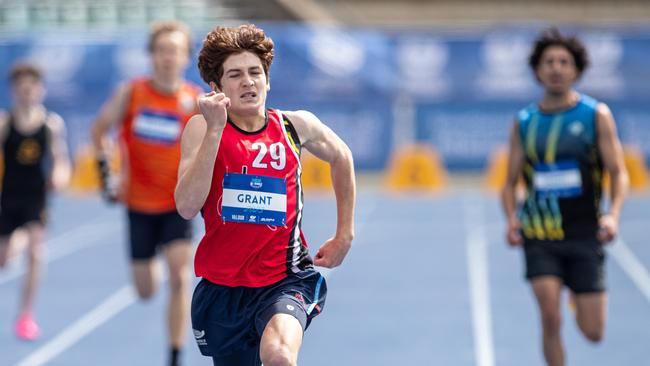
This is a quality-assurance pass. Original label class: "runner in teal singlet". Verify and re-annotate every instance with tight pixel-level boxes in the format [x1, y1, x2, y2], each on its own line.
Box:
[502, 28, 629, 366]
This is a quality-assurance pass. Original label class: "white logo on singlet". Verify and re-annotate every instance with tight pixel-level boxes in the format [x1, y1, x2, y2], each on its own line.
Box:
[286, 305, 295, 312]
[569, 121, 585, 136]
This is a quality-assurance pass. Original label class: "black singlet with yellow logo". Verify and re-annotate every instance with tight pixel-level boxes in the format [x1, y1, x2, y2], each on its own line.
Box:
[1, 113, 49, 205]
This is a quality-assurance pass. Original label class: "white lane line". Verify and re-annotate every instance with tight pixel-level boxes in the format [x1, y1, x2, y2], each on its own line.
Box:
[0, 220, 118, 285]
[13, 285, 136, 366]
[463, 197, 495, 366]
[12, 196, 378, 365]
[609, 238, 650, 304]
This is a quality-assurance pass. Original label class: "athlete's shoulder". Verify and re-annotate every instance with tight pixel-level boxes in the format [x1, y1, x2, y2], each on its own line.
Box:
[182, 80, 204, 95]
[270, 109, 302, 152]
[516, 103, 538, 124]
[45, 111, 65, 133]
[280, 109, 320, 126]
[578, 93, 600, 111]
[579, 93, 598, 107]
[111, 80, 135, 104]
[129, 76, 149, 87]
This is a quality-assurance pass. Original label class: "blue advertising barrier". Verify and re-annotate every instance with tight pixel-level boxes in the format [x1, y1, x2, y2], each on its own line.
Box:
[0, 25, 648, 170]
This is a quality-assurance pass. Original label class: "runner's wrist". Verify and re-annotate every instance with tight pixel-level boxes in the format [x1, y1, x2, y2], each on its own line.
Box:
[604, 211, 620, 221]
[334, 232, 354, 243]
[204, 126, 224, 138]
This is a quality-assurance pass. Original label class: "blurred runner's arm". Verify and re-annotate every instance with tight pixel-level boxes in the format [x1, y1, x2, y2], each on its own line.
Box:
[501, 120, 525, 246]
[90, 82, 131, 200]
[175, 92, 229, 219]
[596, 103, 629, 243]
[0, 110, 9, 147]
[285, 110, 355, 268]
[46, 113, 71, 190]
[91, 82, 131, 157]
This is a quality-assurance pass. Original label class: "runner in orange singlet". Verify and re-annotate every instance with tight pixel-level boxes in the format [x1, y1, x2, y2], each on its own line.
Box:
[91, 21, 202, 366]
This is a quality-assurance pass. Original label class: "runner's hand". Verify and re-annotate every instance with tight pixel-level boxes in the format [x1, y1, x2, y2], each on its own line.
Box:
[597, 214, 618, 243]
[506, 218, 523, 247]
[97, 156, 119, 204]
[198, 91, 230, 132]
[314, 237, 352, 268]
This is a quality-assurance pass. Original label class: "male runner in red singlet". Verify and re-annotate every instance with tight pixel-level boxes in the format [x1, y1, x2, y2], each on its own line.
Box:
[91, 21, 202, 366]
[0, 63, 71, 341]
[175, 24, 356, 366]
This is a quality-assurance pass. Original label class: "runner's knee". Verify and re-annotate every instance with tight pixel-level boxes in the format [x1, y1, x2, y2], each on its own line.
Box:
[541, 309, 562, 335]
[582, 328, 603, 343]
[578, 319, 604, 343]
[168, 266, 189, 293]
[0, 247, 8, 268]
[135, 284, 155, 300]
[261, 343, 296, 366]
[26, 242, 43, 264]
[132, 270, 157, 299]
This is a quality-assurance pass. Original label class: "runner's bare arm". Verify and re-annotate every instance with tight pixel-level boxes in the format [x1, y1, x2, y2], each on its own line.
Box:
[0, 110, 9, 148]
[284, 110, 355, 268]
[501, 120, 525, 246]
[90, 82, 131, 157]
[175, 92, 230, 219]
[46, 113, 71, 190]
[596, 103, 629, 242]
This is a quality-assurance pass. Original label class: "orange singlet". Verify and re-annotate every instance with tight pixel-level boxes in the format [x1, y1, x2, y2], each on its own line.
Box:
[120, 77, 202, 213]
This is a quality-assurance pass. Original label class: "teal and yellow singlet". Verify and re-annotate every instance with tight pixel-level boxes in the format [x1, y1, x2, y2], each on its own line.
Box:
[517, 94, 603, 241]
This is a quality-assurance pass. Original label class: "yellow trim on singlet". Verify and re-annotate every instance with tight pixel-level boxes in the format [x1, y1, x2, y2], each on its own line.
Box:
[283, 120, 300, 156]
[521, 213, 535, 239]
[525, 114, 540, 163]
[544, 115, 564, 164]
[541, 115, 566, 240]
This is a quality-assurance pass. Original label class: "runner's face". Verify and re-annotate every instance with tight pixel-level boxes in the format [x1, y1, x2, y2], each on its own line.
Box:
[218, 51, 268, 116]
[151, 31, 190, 79]
[535, 45, 578, 94]
[12, 76, 45, 106]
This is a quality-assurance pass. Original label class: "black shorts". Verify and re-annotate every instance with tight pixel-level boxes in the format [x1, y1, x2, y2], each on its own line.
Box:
[0, 199, 46, 236]
[191, 269, 326, 364]
[127, 209, 192, 260]
[524, 237, 605, 293]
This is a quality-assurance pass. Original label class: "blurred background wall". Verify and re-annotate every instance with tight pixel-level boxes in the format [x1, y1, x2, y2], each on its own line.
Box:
[0, 0, 648, 176]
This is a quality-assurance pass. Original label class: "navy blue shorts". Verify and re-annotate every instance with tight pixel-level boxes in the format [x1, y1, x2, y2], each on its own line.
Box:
[524, 237, 605, 293]
[127, 209, 192, 260]
[191, 269, 326, 363]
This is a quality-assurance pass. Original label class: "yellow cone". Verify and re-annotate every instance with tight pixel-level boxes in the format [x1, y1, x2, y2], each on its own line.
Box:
[300, 151, 332, 192]
[602, 145, 649, 191]
[484, 145, 509, 192]
[69, 145, 121, 193]
[385, 144, 447, 191]
[622, 146, 649, 190]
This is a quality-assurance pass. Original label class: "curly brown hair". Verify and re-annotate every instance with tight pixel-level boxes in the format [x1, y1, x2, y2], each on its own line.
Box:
[9, 62, 42, 84]
[529, 27, 589, 78]
[198, 24, 274, 88]
[147, 20, 192, 55]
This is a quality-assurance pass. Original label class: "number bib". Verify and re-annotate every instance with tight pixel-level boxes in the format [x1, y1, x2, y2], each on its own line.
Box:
[533, 160, 583, 198]
[221, 173, 287, 225]
[133, 110, 181, 144]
